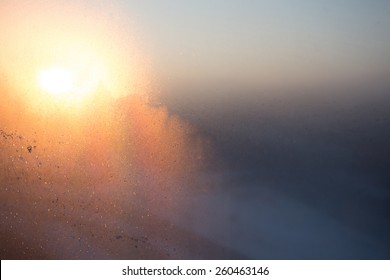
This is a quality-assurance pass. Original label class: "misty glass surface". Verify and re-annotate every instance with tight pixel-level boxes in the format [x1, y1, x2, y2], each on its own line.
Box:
[1, 0, 389, 259]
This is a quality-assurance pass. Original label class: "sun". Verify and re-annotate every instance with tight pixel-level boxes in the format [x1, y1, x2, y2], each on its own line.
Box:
[37, 63, 103, 104]
[39, 67, 74, 96]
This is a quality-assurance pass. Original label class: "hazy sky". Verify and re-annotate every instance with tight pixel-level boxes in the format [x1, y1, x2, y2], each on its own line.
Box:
[120, 0, 390, 92]
[1, 0, 389, 95]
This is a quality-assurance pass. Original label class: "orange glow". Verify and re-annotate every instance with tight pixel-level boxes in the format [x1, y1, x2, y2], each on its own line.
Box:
[0, 1, 208, 206]
[0, 0, 150, 114]
[0, 1, 212, 259]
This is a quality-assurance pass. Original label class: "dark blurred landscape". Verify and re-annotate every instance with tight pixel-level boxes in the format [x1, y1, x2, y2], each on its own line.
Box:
[1, 82, 389, 259]
[157, 84, 390, 258]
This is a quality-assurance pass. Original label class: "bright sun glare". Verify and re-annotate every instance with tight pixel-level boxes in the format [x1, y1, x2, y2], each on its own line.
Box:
[39, 67, 74, 96]
[38, 64, 102, 104]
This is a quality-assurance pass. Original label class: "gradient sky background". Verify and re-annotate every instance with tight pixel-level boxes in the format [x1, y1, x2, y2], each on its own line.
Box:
[120, 0, 390, 93]
[1, 0, 390, 95]
[115, 0, 390, 258]
[1, 0, 390, 259]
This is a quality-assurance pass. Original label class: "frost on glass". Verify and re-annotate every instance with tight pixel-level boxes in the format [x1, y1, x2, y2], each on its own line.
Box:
[0, 85, 218, 259]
